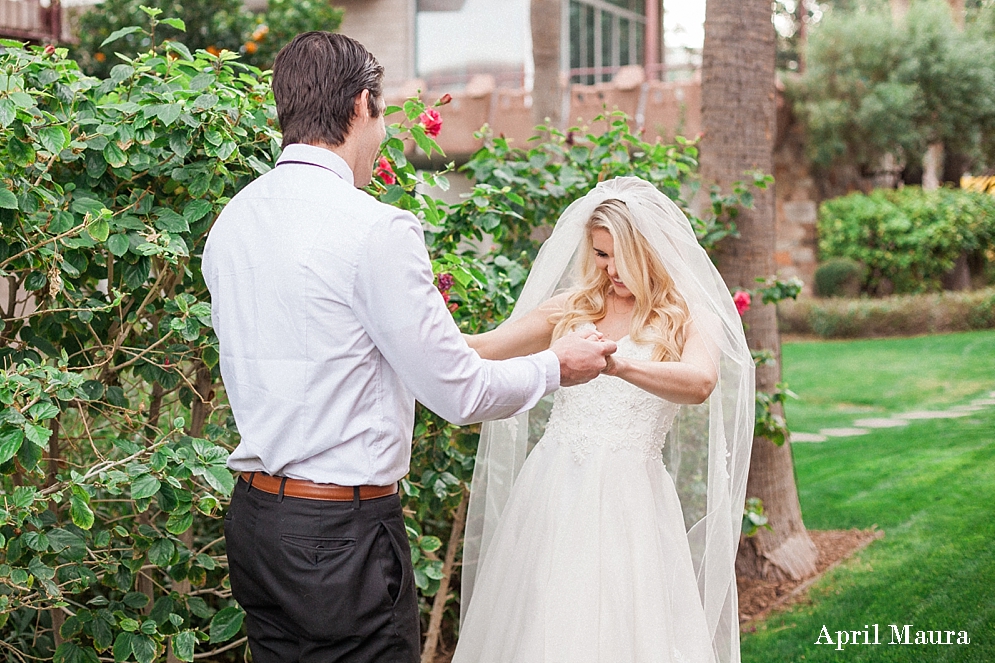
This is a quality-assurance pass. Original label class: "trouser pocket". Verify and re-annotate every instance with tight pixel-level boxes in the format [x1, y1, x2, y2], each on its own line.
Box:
[277, 522, 393, 641]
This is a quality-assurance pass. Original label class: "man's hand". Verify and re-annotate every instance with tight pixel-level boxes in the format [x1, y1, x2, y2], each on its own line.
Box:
[550, 330, 617, 387]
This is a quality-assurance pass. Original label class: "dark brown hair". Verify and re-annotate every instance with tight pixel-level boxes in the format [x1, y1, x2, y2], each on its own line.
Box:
[272, 32, 384, 148]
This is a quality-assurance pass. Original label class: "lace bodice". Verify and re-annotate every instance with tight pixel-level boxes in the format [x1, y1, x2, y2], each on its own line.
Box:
[541, 329, 681, 464]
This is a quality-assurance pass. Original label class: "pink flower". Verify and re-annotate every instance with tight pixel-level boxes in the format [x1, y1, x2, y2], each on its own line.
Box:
[733, 290, 751, 316]
[437, 273, 454, 291]
[419, 108, 443, 138]
[374, 156, 396, 185]
[437, 272, 455, 304]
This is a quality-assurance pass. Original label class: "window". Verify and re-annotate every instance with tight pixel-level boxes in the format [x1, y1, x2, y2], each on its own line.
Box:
[568, 0, 647, 84]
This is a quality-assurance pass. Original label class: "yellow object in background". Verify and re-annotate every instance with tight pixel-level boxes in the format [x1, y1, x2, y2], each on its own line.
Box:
[961, 175, 995, 194]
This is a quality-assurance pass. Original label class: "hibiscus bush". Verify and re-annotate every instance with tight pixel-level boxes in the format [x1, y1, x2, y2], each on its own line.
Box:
[0, 16, 775, 662]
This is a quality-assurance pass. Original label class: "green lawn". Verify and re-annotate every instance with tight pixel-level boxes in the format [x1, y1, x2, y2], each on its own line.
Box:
[741, 330, 995, 662]
[780, 331, 995, 434]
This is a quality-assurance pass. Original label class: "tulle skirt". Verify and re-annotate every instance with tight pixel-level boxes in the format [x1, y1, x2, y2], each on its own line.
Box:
[453, 436, 716, 663]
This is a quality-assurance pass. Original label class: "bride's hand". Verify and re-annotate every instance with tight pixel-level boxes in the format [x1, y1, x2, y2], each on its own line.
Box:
[602, 352, 623, 376]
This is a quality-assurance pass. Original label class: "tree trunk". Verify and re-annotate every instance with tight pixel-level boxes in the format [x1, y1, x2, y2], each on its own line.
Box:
[420, 488, 469, 663]
[796, 0, 807, 73]
[530, 0, 563, 130]
[47, 417, 64, 647]
[923, 142, 944, 191]
[699, 0, 818, 582]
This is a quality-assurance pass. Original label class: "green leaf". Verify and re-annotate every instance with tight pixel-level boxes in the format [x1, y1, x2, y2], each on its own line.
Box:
[155, 209, 189, 233]
[159, 17, 186, 31]
[148, 538, 175, 567]
[204, 128, 224, 146]
[209, 606, 245, 643]
[183, 199, 212, 224]
[70, 490, 95, 530]
[39, 126, 71, 154]
[102, 142, 127, 168]
[10, 92, 34, 109]
[88, 218, 110, 243]
[157, 104, 182, 127]
[0, 98, 15, 128]
[187, 597, 213, 618]
[131, 473, 161, 500]
[381, 185, 404, 204]
[189, 73, 214, 90]
[172, 632, 196, 662]
[79, 380, 105, 401]
[123, 591, 150, 609]
[107, 233, 130, 257]
[203, 465, 234, 496]
[7, 137, 35, 167]
[24, 531, 50, 551]
[101, 26, 142, 48]
[246, 155, 271, 175]
[169, 132, 190, 158]
[28, 402, 60, 421]
[419, 535, 442, 553]
[54, 643, 99, 663]
[24, 422, 52, 447]
[202, 345, 219, 368]
[0, 188, 18, 210]
[165, 510, 193, 535]
[24, 271, 47, 291]
[0, 428, 24, 463]
[192, 93, 218, 110]
[28, 556, 55, 582]
[112, 632, 133, 663]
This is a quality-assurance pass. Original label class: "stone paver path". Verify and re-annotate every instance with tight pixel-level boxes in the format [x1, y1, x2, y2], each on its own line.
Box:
[791, 390, 995, 444]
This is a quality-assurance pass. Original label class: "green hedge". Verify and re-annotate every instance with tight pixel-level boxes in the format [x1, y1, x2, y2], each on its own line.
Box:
[777, 287, 995, 338]
[818, 187, 995, 295]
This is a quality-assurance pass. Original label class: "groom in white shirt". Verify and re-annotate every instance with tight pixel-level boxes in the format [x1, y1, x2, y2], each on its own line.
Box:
[204, 31, 615, 663]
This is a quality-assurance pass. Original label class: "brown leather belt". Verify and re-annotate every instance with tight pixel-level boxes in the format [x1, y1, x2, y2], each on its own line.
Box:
[243, 472, 398, 501]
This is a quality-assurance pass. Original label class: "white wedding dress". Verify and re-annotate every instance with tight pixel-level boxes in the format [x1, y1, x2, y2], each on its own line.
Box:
[453, 328, 716, 663]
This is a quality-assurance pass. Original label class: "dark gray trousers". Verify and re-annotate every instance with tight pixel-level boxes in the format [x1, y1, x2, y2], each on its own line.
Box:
[224, 477, 420, 663]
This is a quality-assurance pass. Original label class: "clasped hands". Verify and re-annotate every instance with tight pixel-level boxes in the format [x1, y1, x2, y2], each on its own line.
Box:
[549, 329, 620, 387]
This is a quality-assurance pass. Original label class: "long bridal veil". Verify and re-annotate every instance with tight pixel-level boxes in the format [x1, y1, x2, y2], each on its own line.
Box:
[461, 177, 756, 663]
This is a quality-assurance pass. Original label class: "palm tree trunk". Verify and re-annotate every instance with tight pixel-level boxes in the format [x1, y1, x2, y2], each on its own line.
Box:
[699, 0, 818, 582]
[531, 0, 563, 129]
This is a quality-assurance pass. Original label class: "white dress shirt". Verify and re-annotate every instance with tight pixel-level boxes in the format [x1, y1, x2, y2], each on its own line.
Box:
[203, 144, 559, 486]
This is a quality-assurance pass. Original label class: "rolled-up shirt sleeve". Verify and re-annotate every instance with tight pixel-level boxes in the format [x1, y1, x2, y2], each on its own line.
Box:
[352, 211, 559, 425]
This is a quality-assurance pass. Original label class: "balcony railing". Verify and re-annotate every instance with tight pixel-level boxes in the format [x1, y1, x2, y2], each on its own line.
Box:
[0, 0, 61, 43]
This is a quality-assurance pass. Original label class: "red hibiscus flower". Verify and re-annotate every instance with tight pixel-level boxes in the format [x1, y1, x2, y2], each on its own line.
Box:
[374, 156, 396, 185]
[733, 290, 751, 316]
[419, 108, 443, 138]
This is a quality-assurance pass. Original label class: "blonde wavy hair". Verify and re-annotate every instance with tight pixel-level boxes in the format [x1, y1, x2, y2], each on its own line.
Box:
[549, 199, 690, 362]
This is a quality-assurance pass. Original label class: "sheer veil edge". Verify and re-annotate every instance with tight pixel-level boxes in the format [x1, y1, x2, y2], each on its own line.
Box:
[461, 177, 755, 663]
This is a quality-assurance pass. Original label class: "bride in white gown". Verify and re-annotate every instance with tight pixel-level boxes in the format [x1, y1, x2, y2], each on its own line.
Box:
[453, 178, 755, 663]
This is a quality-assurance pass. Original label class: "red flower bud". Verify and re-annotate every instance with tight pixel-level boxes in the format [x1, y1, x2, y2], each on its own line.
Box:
[436, 93, 452, 106]
[44, 44, 56, 56]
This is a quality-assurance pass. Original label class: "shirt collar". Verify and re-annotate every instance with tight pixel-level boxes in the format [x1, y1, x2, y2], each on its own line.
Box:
[276, 143, 355, 187]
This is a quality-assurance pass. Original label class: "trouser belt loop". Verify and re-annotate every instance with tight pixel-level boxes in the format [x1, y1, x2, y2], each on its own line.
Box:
[277, 477, 288, 502]
[352, 486, 361, 510]
[245, 472, 256, 493]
